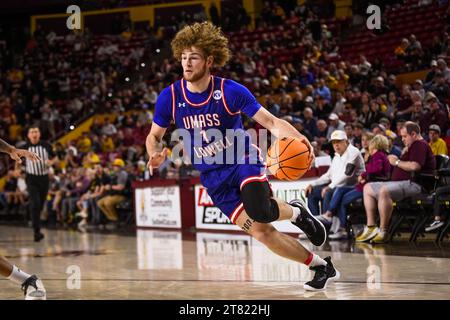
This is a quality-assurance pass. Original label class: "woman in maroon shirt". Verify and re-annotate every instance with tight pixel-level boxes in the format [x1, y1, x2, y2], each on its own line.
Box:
[324, 135, 392, 240]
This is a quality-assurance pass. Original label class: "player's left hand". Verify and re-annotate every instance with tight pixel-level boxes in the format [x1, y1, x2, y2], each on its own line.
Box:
[9, 148, 41, 164]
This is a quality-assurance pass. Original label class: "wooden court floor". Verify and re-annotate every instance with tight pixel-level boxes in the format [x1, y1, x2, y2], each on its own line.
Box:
[0, 225, 449, 300]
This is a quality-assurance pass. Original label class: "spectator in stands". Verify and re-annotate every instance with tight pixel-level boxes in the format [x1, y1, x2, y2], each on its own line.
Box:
[360, 132, 375, 161]
[368, 100, 385, 128]
[298, 65, 315, 88]
[101, 118, 118, 136]
[332, 91, 346, 116]
[97, 158, 128, 223]
[420, 92, 448, 136]
[395, 84, 413, 121]
[304, 130, 365, 217]
[369, 76, 387, 97]
[302, 107, 318, 138]
[425, 60, 439, 87]
[312, 141, 328, 158]
[314, 79, 332, 103]
[413, 79, 426, 99]
[436, 58, 450, 81]
[429, 72, 450, 102]
[358, 55, 372, 77]
[386, 74, 400, 95]
[2, 170, 20, 214]
[352, 122, 364, 149]
[428, 124, 448, 155]
[325, 135, 391, 240]
[315, 119, 329, 146]
[326, 113, 345, 139]
[395, 38, 410, 61]
[358, 122, 436, 244]
[344, 123, 354, 146]
[61, 168, 91, 225]
[77, 132, 92, 154]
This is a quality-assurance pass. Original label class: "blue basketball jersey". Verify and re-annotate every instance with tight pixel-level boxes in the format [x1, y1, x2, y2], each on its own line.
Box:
[153, 76, 264, 173]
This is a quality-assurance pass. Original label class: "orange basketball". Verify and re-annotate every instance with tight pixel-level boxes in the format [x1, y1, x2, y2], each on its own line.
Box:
[266, 137, 311, 181]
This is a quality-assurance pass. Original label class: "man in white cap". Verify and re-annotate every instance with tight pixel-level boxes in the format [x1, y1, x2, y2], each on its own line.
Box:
[304, 130, 365, 218]
[326, 113, 345, 140]
[425, 60, 439, 87]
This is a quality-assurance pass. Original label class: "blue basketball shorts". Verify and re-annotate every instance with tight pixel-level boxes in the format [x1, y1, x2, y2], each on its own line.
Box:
[200, 163, 269, 224]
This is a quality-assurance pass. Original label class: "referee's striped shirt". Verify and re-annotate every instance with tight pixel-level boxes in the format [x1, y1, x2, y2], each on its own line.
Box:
[24, 141, 54, 176]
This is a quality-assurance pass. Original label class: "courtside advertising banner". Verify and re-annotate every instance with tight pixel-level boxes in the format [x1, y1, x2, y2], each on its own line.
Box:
[194, 178, 317, 232]
[135, 186, 182, 228]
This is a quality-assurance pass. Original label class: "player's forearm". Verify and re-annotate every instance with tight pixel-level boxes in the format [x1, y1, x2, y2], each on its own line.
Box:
[146, 133, 162, 157]
[271, 118, 307, 141]
[0, 138, 14, 154]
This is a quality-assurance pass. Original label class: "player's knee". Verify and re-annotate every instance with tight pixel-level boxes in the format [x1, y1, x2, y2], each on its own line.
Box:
[241, 182, 280, 223]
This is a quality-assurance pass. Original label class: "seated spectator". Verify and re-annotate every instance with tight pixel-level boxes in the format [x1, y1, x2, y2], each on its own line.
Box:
[412, 79, 425, 99]
[425, 60, 439, 87]
[436, 58, 450, 82]
[82, 151, 101, 168]
[326, 113, 345, 140]
[100, 134, 115, 153]
[313, 79, 332, 103]
[394, 38, 410, 60]
[304, 130, 365, 217]
[322, 135, 391, 240]
[395, 84, 413, 121]
[2, 170, 24, 214]
[302, 107, 318, 138]
[77, 132, 92, 154]
[61, 168, 91, 225]
[360, 132, 375, 162]
[97, 158, 128, 222]
[358, 122, 436, 244]
[385, 130, 402, 157]
[315, 119, 328, 145]
[332, 91, 347, 116]
[101, 118, 118, 136]
[351, 122, 363, 149]
[429, 72, 450, 102]
[298, 65, 315, 88]
[312, 141, 328, 158]
[428, 124, 448, 155]
[420, 92, 448, 136]
[344, 123, 354, 146]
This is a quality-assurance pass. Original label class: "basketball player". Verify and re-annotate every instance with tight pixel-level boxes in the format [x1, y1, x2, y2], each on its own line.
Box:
[146, 22, 340, 291]
[0, 138, 46, 299]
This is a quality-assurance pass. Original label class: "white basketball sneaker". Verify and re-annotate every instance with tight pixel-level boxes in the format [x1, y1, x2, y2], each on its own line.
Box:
[22, 275, 46, 300]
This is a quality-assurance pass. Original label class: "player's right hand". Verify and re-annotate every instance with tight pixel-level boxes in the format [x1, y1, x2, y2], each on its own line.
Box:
[9, 148, 41, 164]
[147, 148, 168, 176]
[298, 137, 315, 169]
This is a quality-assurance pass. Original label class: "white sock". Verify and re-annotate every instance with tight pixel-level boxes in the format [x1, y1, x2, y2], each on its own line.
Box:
[290, 206, 301, 222]
[305, 253, 327, 267]
[7, 265, 31, 285]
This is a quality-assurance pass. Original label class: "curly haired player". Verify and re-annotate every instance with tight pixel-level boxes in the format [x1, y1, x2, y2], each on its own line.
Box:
[146, 22, 340, 291]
